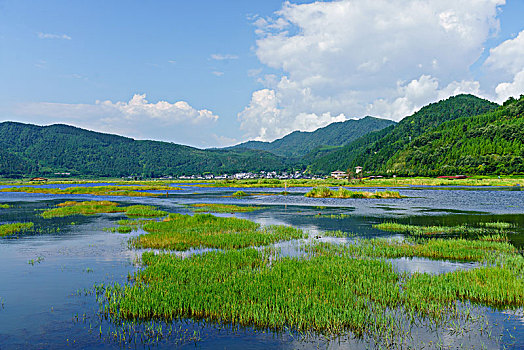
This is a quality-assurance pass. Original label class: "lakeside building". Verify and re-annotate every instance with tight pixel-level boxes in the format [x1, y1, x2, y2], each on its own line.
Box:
[331, 170, 347, 179]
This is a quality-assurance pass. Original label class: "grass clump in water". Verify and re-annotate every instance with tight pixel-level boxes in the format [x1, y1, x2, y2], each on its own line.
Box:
[190, 203, 264, 213]
[133, 213, 305, 251]
[124, 205, 168, 218]
[0, 204, 10, 209]
[41, 201, 122, 218]
[41, 201, 168, 219]
[0, 222, 34, 236]
[373, 222, 511, 239]
[305, 187, 402, 199]
[232, 190, 249, 198]
[98, 238, 523, 343]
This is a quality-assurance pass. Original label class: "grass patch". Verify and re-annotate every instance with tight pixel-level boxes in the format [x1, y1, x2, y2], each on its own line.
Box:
[232, 190, 249, 198]
[98, 238, 523, 341]
[124, 205, 168, 218]
[190, 203, 264, 213]
[133, 213, 305, 251]
[41, 201, 122, 218]
[373, 222, 511, 239]
[0, 204, 10, 209]
[41, 201, 168, 219]
[0, 185, 182, 197]
[0, 222, 34, 236]
[305, 187, 402, 199]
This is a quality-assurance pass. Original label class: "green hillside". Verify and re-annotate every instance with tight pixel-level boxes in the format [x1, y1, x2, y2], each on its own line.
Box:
[0, 122, 291, 178]
[386, 95, 524, 176]
[308, 94, 499, 174]
[231, 116, 395, 158]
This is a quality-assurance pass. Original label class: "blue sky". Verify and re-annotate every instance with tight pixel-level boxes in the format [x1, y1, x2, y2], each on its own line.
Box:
[1, 0, 523, 148]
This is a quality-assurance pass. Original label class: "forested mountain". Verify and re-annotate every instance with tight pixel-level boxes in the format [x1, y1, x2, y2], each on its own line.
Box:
[386, 95, 524, 175]
[230, 116, 395, 158]
[308, 94, 500, 174]
[0, 122, 292, 177]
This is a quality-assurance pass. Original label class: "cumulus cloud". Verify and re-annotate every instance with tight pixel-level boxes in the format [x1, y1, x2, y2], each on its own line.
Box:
[484, 30, 524, 77]
[37, 32, 71, 40]
[239, 0, 505, 141]
[13, 94, 220, 147]
[495, 69, 524, 102]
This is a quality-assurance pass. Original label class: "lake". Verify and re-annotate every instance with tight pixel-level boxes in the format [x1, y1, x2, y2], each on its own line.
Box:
[0, 184, 522, 349]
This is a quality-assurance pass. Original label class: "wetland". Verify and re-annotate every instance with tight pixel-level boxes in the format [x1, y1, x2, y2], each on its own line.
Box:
[0, 180, 523, 349]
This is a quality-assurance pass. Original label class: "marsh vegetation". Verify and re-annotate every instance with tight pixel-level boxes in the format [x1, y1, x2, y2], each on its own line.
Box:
[0, 222, 34, 236]
[305, 186, 402, 199]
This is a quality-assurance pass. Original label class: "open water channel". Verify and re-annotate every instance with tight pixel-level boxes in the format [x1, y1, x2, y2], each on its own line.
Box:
[0, 183, 522, 349]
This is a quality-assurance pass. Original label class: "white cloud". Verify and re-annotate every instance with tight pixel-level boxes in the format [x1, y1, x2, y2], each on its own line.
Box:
[12, 94, 220, 147]
[37, 32, 71, 40]
[210, 54, 239, 60]
[240, 0, 505, 141]
[212, 71, 224, 77]
[495, 69, 524, 103]
[484, 30, 524, 77]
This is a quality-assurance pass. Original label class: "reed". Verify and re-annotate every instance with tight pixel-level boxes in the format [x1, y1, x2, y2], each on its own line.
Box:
[0, 185, 182, 197]
[305, 187, 402, 199]
[98, 238, 523, 341]
[190, 203, 264, 213]
[133, 213, 305, 250]
[41, 201, 168, 219]
[232, 191, 249, 197]
[0, 222, 34, 236]
[373, 222, 511, 238]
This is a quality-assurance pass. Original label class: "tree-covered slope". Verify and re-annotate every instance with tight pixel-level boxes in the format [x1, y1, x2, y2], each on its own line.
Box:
[231, 116, 395, 158]
[386, 95, 524, 176]
[0, 122, 291, 177]
[309, 94, 499, 174]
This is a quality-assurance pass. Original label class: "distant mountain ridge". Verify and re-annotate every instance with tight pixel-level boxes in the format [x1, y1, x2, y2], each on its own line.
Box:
[308, 94, 501, 174]
[229, 116, 396, 158]
[0, 122, 292, 177]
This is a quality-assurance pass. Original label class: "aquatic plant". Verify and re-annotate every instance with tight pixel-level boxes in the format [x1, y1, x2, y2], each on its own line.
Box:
[232, 191, 249, 197]
[373, 222, 511, 239]
[305, 187, 402, 199]
[41, 201, 168, 219]
[133, 213, 305, 250]
[478, 221, 513, 229]
[0, 185, 182, 197]
[41, 201, 122, 218]
[190, 203, 264, 213]
[124, 205, 168, 218]
[0, 222, 34, 236]
[0, 204, 10, 209]
[98, 239, 523, 342]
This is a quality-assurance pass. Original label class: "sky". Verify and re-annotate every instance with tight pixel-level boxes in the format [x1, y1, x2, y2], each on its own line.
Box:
[0, 0, 523, 148]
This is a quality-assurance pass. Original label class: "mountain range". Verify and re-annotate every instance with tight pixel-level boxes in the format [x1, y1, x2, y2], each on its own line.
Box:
[0, 94, 522, 178]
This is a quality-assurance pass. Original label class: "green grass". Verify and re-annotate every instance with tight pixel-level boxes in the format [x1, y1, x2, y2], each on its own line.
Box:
[0, 185, 182, 197]
[373, 222, 511, 239]
[0, 204, 10, 209]
[41, 201, 123, 218]
[190, 203, 264, 213]
[305, 187, 403, 199]
[41, 201, 169, 219]
[98, 238, 523, 341]
[133, 213, 305, 251]
[124, 205, 168, 218]
[0, 222, 34, 236]
[232, 190, 249, 198]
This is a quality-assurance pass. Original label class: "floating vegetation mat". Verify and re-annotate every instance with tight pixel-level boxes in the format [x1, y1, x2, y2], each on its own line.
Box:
[41, 201, 168, 219]
[0, 185, 182, 197]
[190, 203, 264, 213]
[373, 222, 513, 240]
[0, 204, 10, 209]
[98, 238, 523, 346]
[305, 187, 403, 199]
[0, 222, 34, 236]
[133, 213, 305, 251]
